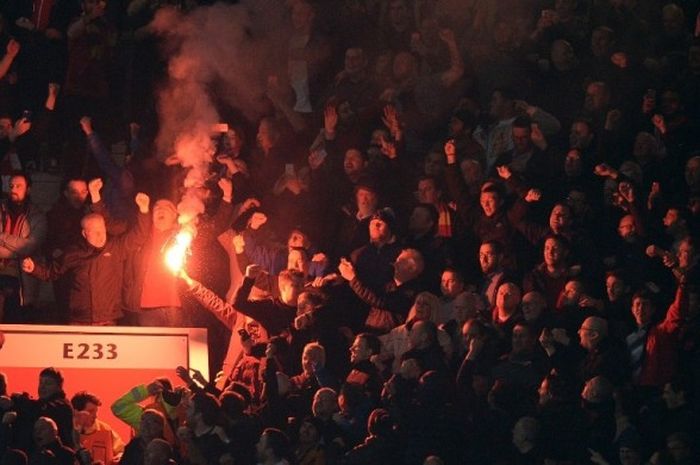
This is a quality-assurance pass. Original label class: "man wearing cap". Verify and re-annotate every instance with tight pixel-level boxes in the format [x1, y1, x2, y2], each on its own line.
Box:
[349, 207, 402, 297]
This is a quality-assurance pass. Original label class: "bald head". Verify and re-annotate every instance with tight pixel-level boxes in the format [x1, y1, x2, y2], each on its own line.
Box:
[582, 375, 613, 403]
[579, 316, 607, 351]
[33, 417, 58, 447]
[81, 213, 107, 248]
[522, 291, 546, 321]
[145, 438, 172, 465]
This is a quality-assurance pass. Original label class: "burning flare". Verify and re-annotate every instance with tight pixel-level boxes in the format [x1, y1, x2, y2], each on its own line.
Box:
[164, 229, 194, 274]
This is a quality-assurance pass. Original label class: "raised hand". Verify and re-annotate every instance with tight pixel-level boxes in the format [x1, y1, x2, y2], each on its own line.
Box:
[338, 257, 356, 281]
[232, 234, 245, 254]
[190, 368, 207, 386]
[438, 28, 456, 44]
[146, 380, 163, 396]
[379, 134, 397, 159]
[88, 178, 103, 204]
[6, 39, 20, 58]
[324, 105, 338, 136]
[175, 366, 193, 385]
[604, 109, 622, 131]
[239, 198, 260, 213]
[610, 52, 628, 69]
[12, 117, 32, 140]
[618, 181, 635, 204]
[444, 139, 457, 164]
[594, 163, 616, 178]
[539, 328, 555, 353]
[525, 189, 542, 203]
[382, 105, 402, 140]
[21, 257, 35, 273]
[135, 192, 150, 213]
[79, 116, 94, 136]
[530, 122, 547, 150]
[308, 149, 327, 170]
[245, 264, 262, 279]
[652, 114, 667, 134]
[218, 177, 233, 202]
[496, 165, 511, 180]
[248, 212, 267, 230]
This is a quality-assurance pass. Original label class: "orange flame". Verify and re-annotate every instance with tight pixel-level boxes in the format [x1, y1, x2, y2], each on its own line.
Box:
[164, 230, 194, 274]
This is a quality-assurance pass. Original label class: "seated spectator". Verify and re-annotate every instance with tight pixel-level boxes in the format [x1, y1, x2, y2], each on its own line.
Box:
[378, 292, 452, 373]
[540, 316, 631, 387]
[511, 416, 543, 465]
[293, 416, 325, 465]
[120, 409, 167, 465]
[524, 234, 579, 311]
[144, 438, 176, 465]
[255, 427, 292, 465]
[492, 322, 550, 392]
[492, 282, 523, 354]
[345, 333, 383, 405]
[178, 392, 231, 465]
[399, 320, 449, 376]
[340, 408, 399, 465]
[30, 417, 75, 465]
[71, 391, 124, 463]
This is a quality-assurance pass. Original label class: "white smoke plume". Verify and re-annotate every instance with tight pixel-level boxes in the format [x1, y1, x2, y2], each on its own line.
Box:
[150, 0, 289, 221]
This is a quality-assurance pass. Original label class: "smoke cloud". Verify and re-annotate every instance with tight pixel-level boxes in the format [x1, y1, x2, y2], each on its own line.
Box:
[150, 0, 290, 221]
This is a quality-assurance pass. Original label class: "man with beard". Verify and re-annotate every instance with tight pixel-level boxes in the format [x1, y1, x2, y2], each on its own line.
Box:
[0, 171, 46, 323]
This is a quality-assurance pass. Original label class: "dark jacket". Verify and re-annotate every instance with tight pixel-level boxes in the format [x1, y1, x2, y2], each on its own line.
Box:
[10, 391, 75, 452]
[341, 434, 399, 465]
[348, 277, 420, 334]
[233, 277, 296, 336]
[31, 211, 150, 323]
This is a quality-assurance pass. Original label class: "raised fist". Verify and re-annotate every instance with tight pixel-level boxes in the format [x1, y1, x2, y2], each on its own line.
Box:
[232, 234, 245, 254]
[444, 139, 457, 164]
[79, 116, 93, 136]
[338, 257, 356, 282]
[21, 257, 35, 273]
[249, 212, 267, 230]
[6, 39, 20, 58]
[88, 178, 103, 197]
[134, 193, 150, 213]
[218, 177, 233, 200]
[245, 264, 262, 279]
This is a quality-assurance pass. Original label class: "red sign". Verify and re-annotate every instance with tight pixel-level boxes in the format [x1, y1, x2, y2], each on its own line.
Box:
[0, 324, 209, 442]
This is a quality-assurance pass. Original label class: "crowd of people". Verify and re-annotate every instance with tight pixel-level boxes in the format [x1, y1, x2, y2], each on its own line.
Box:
[1, 0, 700, 464]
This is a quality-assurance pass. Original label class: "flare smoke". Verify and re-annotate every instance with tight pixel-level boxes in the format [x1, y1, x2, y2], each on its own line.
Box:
[151, 0, 288, 220]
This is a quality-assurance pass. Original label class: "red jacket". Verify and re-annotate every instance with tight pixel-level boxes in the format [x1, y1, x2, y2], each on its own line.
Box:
[638, 284, 687, 387]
